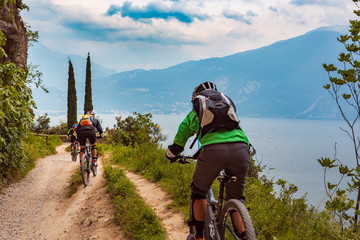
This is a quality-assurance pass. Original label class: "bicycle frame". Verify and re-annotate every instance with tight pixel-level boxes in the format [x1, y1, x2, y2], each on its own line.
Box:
[206, 171, 239, 240]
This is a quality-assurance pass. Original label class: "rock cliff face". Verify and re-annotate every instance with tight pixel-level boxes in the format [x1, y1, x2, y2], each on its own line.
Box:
[0, 2, 28, 69]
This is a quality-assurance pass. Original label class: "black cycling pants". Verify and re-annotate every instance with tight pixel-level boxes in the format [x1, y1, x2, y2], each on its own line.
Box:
[78, 130, 96, 146]
[69, 135, 77, 143]
[191, 142, 250, 201]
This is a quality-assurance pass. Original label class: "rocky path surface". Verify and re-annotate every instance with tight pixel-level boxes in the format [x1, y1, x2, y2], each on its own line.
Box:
[0, 144, 188, 240]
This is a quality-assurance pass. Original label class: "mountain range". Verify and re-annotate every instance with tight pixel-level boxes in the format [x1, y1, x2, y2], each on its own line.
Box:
[29, 25, 348, 119]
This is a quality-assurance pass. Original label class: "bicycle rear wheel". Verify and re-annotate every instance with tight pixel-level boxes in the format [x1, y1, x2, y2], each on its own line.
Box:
[80, 154, 90, 186]
[219, 199, 256, 240]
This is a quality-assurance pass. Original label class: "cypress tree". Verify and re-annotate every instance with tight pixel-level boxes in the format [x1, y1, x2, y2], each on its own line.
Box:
[84, 52, 93, 114]
[67, 59, 77, 127]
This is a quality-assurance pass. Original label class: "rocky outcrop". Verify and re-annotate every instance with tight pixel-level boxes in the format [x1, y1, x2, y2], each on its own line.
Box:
[0, 1, 28, 69]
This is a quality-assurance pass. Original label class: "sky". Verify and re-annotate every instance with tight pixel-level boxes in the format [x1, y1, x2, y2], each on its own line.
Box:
[21, 0, 355, 72]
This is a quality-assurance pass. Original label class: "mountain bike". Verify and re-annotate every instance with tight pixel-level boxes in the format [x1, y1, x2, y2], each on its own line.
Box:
[176, 156, 256, 240]
[80, 142, 97, 187]
[71, 140, 79, 162]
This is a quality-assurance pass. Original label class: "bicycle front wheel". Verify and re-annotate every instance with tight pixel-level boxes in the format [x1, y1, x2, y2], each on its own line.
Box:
[80, 154, 90, 186]
[219, 199, 256, 240]
[72, 144, 78, 162]
[91, 159, 97, 177]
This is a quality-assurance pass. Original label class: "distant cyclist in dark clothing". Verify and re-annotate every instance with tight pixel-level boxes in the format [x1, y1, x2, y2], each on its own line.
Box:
[76, 110, 104, 167]
[67, 124, 78, 155]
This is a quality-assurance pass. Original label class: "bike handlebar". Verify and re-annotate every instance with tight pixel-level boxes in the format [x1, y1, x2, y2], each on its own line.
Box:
[175, 156, 196, 164]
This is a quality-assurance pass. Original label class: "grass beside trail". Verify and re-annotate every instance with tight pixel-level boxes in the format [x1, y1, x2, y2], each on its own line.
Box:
[103, 163, 166, 240]
[66, 168, 83, 198]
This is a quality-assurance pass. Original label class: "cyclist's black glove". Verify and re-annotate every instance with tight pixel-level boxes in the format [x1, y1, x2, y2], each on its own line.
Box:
[166, 143, 184, 163]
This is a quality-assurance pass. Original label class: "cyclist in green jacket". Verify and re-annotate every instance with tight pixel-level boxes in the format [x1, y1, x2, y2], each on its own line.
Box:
[166, 81, 251, 240]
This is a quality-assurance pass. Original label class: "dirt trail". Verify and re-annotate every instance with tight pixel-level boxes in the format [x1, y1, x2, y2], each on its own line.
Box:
[0, 144, 188, 240]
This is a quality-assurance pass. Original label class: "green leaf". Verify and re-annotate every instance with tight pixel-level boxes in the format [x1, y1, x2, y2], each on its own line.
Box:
[334, 79, 346, 85]
[323, 84, 331, 90]
[322, 63, 337, 72]
[317, 157, 338, 168]
[327, 182, 337, 190]
[337, 34, 350, 43]
[339, 164, 352, 175]
[342, 94, 351, 100]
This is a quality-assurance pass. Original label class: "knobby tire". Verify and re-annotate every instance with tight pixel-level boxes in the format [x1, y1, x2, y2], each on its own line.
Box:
[80, 153, 90, 187]
[71, 150, 76, 162]
[72, 143, 78, 162]
[92, 159, 97, 177]
[219, 199, 256, 240]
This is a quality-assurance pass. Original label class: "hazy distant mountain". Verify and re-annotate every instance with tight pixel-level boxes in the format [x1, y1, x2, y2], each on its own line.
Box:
[29, 26, 349, 119]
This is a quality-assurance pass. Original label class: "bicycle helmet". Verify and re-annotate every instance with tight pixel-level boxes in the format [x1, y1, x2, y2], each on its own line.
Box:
[192, 81, 217, 100]
[87, 110, 96, 116]
[72, 124, 77, 128]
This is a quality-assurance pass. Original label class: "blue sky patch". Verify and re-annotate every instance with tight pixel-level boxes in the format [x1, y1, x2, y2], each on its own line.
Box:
[290, 0, 325, 6]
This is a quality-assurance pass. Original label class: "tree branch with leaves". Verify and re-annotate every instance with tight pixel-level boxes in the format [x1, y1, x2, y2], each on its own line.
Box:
[320, 0, 360, 230]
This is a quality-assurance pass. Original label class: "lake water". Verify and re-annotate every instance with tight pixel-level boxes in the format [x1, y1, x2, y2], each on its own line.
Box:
[49, 113, 355, 208]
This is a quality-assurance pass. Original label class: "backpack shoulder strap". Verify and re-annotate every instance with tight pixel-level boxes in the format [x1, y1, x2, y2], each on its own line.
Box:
[189, 134, 198, 149]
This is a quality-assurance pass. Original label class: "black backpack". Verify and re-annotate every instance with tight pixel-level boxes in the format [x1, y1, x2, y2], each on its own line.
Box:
[192, 89, 240, 139]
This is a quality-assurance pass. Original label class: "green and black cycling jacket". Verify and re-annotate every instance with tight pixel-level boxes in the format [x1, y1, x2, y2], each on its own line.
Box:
[173, 110, 250, 148]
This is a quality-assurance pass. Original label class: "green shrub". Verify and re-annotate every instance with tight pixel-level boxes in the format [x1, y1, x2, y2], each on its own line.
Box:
[106, 112, 165, 146]
[0, 61, 34, 184]
[245, 177, 340, 239]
